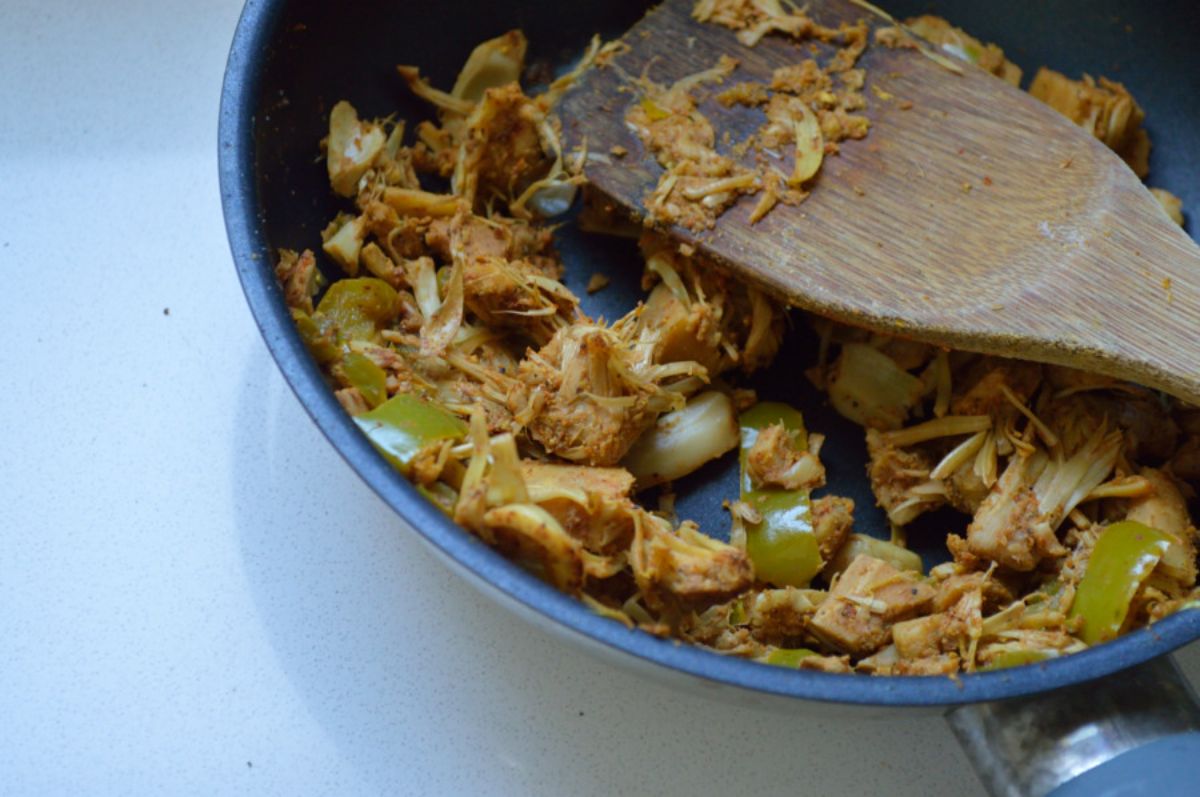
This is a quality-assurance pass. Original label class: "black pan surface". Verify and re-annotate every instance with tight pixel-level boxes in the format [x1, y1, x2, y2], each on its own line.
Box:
[220, 0, 1200, 705]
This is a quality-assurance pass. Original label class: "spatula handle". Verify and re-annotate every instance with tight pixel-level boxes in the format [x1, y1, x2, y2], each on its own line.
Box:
[1045, 732, 1200, 796]
[947, 655, 1200, 796]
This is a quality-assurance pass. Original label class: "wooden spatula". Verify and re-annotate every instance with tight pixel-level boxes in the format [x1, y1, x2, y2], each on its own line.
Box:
[560, 0, 1200, 404]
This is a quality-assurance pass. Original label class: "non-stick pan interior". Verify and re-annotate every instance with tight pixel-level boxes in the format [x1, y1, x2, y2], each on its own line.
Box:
[224, 0, 1200, 705]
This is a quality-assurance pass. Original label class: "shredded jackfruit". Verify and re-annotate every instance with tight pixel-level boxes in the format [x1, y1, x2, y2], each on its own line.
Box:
[1029, 68, 1151, 177]
[277, 13, 1200, 677]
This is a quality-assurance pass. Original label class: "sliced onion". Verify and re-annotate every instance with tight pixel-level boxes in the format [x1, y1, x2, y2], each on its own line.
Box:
[622, 391, 739, 488]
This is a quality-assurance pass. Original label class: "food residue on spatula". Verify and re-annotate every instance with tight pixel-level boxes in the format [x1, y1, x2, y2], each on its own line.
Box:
[616, 0, 873, 228]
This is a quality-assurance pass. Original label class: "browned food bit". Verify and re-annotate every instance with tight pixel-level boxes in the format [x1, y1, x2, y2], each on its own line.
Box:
[812, 495, 855, 562]
[716, 81, 770, 107]
[631, 510, 754, 611]
[745, 422, 826, 490]
[275, 248, 321, 314]
[865, 428, 943, 525]
[951, 359, 1042, 417]
[891, 575, 985, 668]
[455, 421, 625, 592]
[695, 0, 867, 61]
[619, 2, 873, 227]
[586, 273, 610, 293]
[430, 212, 579, 345]
[809, 554, 935, 655]
[399, 30, 528, 175]
[514, 312, 707, 465]
[793, 653, 852, 672]
[625, 56, 760, 230]
[520, 461, 637, 554]
[638, 233, 786, 375]
[452, 83, 553, 207]
[966, 425, 1121, 571]
[730, 587, 826, 647]
[1028, 68, 1151, 177]
[1150, 188, 1185, 226]
[903, 15, 1022, 84]
[693, 0, 821, 46]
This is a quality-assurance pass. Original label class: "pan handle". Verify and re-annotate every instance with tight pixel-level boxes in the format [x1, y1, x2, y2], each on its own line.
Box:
[946, 655, 1200, 797]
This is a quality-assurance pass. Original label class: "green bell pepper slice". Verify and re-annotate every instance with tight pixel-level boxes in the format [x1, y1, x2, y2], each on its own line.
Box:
[291, 309, 339, 365]
[340, 351, 388, 409]
[315, 277, 399, 344]
[981, 649, 1053, 671]
[739, 402, 821, 587]
[354, 393, 467, 477]
[1069, 520, 1173, 645]
[762, 648, 818, 668]
[727, 598, 748, 626]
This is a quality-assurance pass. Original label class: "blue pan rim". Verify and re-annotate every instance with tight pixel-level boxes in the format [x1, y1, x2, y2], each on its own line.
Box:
[217, 0, 1200, 708]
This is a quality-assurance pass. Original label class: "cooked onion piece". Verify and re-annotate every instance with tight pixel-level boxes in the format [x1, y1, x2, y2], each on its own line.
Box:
[622, 391, 740, 487]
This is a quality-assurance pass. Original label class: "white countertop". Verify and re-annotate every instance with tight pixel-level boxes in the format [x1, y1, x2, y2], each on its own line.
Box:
[3, 0, 1198, 793]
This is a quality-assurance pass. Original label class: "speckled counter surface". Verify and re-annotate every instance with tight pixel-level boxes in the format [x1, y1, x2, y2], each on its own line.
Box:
[2, 0, 1198, 794]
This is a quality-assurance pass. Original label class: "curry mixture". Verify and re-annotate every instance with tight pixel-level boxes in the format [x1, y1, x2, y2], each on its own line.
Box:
[275, 1, 1196, 675]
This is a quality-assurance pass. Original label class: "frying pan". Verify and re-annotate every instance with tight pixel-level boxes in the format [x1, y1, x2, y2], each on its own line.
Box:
[218, 1, 1200, 792]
